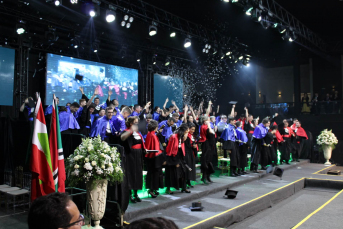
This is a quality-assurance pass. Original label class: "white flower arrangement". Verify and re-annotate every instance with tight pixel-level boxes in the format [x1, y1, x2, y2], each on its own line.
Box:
[66, 136, 123, 185]
[317, 129, 338, 150]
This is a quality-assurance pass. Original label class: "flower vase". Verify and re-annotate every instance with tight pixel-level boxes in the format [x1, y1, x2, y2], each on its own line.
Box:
[86, 179, 108, 229]
[322, 145, 332, 165]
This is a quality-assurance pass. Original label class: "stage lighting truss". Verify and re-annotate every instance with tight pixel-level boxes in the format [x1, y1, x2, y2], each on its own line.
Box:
[45, 27, 58, 42]
[121, 14, 134, 28]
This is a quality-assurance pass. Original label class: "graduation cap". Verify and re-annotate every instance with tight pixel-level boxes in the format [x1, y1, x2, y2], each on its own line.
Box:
[273, 167, 284, 179]
[189, 202, 204, 211]
[266, 165, 273, 174]
[224, 189, 238, 199]
[75, 74, 84, 81]
[229, 101, 237, 105]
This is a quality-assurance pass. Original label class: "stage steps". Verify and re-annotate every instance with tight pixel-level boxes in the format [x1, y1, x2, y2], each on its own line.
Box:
[123, 160, 310, 223]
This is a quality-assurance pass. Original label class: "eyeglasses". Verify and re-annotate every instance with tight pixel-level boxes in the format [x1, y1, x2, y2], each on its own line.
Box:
[61, 214, 85, 228]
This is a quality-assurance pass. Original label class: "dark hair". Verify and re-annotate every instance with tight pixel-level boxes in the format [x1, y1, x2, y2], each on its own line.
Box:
[120, 105, 126, 111]
[186, 115, 193, 121]
[248, 114, 253, 118]
[66, 103, 71, 106]
[148, 120, 159, 131]
[176, 123, 189, 141]
[126, 116, 138, 128]
[70, 102, 80, 108]
[240, 113, 245, 117]
[79, 99, 86, 104]
[293, 118, 298, 121]
[94, 97, 100, 101]
[146, 114, 153, 119]
[28, 192, 72, 229]
[270, 125, 277, 131]
[154, 106, 160, 112]
[188, 122, 196, 129]
[172, 113, 179, 118]
[59, 106, 67, 112]
[262, 118, 270, 124]
[236, 121, 242, 127]
[105, 107, 114, 113]
[168, 117, 176, 123]
[89, 103, 96, 110]
[297, 120, 301, 125]
[228, 116, 235, 122]
[133, 104, 140, 111]
[124, 217, 179, 229]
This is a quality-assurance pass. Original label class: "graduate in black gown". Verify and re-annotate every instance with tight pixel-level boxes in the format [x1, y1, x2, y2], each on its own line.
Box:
[185, 123, 198, 188]
[144, 120, 166, 198]
[236, 121, 249, 174]
[198, 115, 216, 183]
[250, 119, 270, 173]
[165, 124, 191, 194]
[293, 121, 308, 161]
[120, 116, 146, 203]
[280, 121, 295, 164]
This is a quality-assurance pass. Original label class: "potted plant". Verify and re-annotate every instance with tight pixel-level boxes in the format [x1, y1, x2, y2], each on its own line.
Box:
[66, 136, 123, 228]
[316, 129, 338, 165]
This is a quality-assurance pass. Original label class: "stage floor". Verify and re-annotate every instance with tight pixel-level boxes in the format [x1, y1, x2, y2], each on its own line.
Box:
[1, 162, 342, 229]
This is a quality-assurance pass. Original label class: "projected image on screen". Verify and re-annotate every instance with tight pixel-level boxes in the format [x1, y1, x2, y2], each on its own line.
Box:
[0, 47, 15, 106]
[154, 74, 183, 109]
[46, 54, 138, 106]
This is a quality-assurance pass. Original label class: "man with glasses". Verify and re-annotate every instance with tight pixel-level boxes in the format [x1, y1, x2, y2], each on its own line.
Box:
[91, 107, 118, 142]
[28, 192, 85, 229]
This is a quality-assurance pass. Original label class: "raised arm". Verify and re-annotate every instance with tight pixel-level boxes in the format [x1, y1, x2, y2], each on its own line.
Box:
[171, 100, 179, 113]
[106, 89, 113, 105]
[20, 98, 29, 112]
[217, 105, 220, 114]
[205, 101, 212, 117]
[189, 106, 197, 121]
[163, 98, 169, 110]
[230, 104, 235, 117]
[86, 87, 99, 107]
[244, 107, 249, 120]
[183, 105, 188, 123]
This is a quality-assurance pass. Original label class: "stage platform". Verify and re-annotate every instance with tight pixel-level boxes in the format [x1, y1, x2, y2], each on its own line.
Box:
[2, 162, 343, 229]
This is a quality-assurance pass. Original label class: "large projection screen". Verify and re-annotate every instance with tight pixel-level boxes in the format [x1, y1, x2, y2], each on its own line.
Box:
[0, 47, 15, 106]
[46, 54, 138, 106]
[154, 74, 183, 109]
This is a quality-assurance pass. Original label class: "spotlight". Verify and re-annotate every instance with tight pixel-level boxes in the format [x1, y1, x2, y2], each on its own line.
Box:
[121, 21, 126, 27]
[165, 57, 171, 66]
[226, 51, 231, 56]
[152, 56, 156, 65]
[289, 31, 297, 42]
[89, 10, 96, 17]
[223, 0, 230, 2]
[247, 63, 250, 67]
[74, 45, 78, 48]
[203, 48, 206, 53]
[170, 32, 176, 37]
[106, 10, 115, 22]
[184, 38, 191, 48]
[124, 15, 129, 21]
[239, 55, 243, 60]
[136, 51, 142, 62]
[252, 8, 262, 22]
[205, 49, 209, 53]
[149, 25, 157, 36]
[92, 40, 99, 53]
[126, 23, 131, 28]
[279, 27, 286, 34]
[213, 48, 217, 55]
[205, 44, 209, 48]
[129, 17, 134, 23]
[208, 45, 211, 49]
[16, 20, 26, 35]
[70, 0, 77, 3]
[17, 27, 25, 35]
[54, 0, 60, 6]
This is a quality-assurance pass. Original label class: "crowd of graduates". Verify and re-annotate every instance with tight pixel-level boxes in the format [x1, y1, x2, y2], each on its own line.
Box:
[21, 86, 309, 203]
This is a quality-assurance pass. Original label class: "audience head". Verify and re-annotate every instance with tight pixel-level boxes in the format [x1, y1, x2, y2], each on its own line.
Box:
[134, 104, 142, 113]
[56, 97, 60, 105]
[120, 105, 126, 112]
[172, 113, 179, 122]
[105, 107, 114, 120]
[262, 118, 270, 127]
[296, 120, 302, 127]
[188, 122, 196, 134]
[146, 114, 152, 123]
[240, 113, 245, 119]
[124, 217, 178, 229]
[94, 97, 100, 105]
[221, 115, 227, 123]
[270, 125, 277, 134]
[210, 116, 215, 123]
[283, 120, 289, 127]
[187, 114, 194, 123]
[228, 116, 235, 125]
[201, 115, 209, 124]
[79, 99, 86, 107]
[59, 106, 67, 112]
[111, 99, 119, 107]
[236, 121, 242, 128]
[66, 103, 71, 107]
[69, 102, 80, 113]
[121, 106, 132, 118]
[126, 116, 139, 128]
[167, 117, 176, 126]
[154, 106, 161, 113]
[248, 114, 253, 121]
[99, 108, 105, 117]
[148, 120, 159, 132]
[88, 103, 96, 114]
[176, 123, 189, 140]
[28, 192, 84, 229]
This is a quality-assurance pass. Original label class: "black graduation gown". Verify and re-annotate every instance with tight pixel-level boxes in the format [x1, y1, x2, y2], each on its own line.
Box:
[251, 137, 264, 166]
[261, 133, 274, 167]
[145, 142, 165, 191]
[200, 129, 215, 175]
[184, 138, 197, 181]
[239, 143, 249, 169]
[165, 148, 186, 190]
[119, 133, 144, 190]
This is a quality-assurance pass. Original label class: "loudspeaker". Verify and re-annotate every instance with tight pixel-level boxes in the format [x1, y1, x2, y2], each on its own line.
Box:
[273, 167, 284, 178]
[224, 189, 238, 199]
[190, 202, 203, 211]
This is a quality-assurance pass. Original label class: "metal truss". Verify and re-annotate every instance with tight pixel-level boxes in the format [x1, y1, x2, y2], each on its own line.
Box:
[260, 0, 328, 52]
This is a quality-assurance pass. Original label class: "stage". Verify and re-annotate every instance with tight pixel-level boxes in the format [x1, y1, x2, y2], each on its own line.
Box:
[2, 162, 343, 229]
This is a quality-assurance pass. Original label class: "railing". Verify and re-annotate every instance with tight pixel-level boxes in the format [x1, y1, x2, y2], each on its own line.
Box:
[254, 103, 295, 117]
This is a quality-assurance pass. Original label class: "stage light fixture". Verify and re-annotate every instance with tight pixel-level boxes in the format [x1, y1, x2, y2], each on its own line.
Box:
[252, 8, 262, 22]
[129, 17, 134, 23]
[70, 0, 77, 3]
[121, 21, 126, 27]
[55, 0, 60, 6]
[152, 56, 156, 65]
[213, 48, 217, 55]
[226, 51, 231, 56]
[184, 38, 191, 48]
[74, 45, 78, 48]
[92, 40, 99, 53]
[281, 31, 290, 41]
[124, 15, 129, 21]
[273, 23, 278, 28]
[239, 55, 243, 60]
[279, 27, 286, 34]
[289, 31, 297, 42]
[17, 27, 25, 35]
[106, 10, 115, 22]
[203, 48, 206, 53]
[89, 10, 96, 17]
[170, 32, 176, 37]
[208, 44, 211, 49]
[165, 57, 171, 66]
[136, 51, 142, 62]
[205, 49, 209, 53]
[126, 23, 131, 28]
[245, 6, 253, 16]
[232, 0, 238, 2]
[16, 20, 26, 35]
[149, 25, 157, 36]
